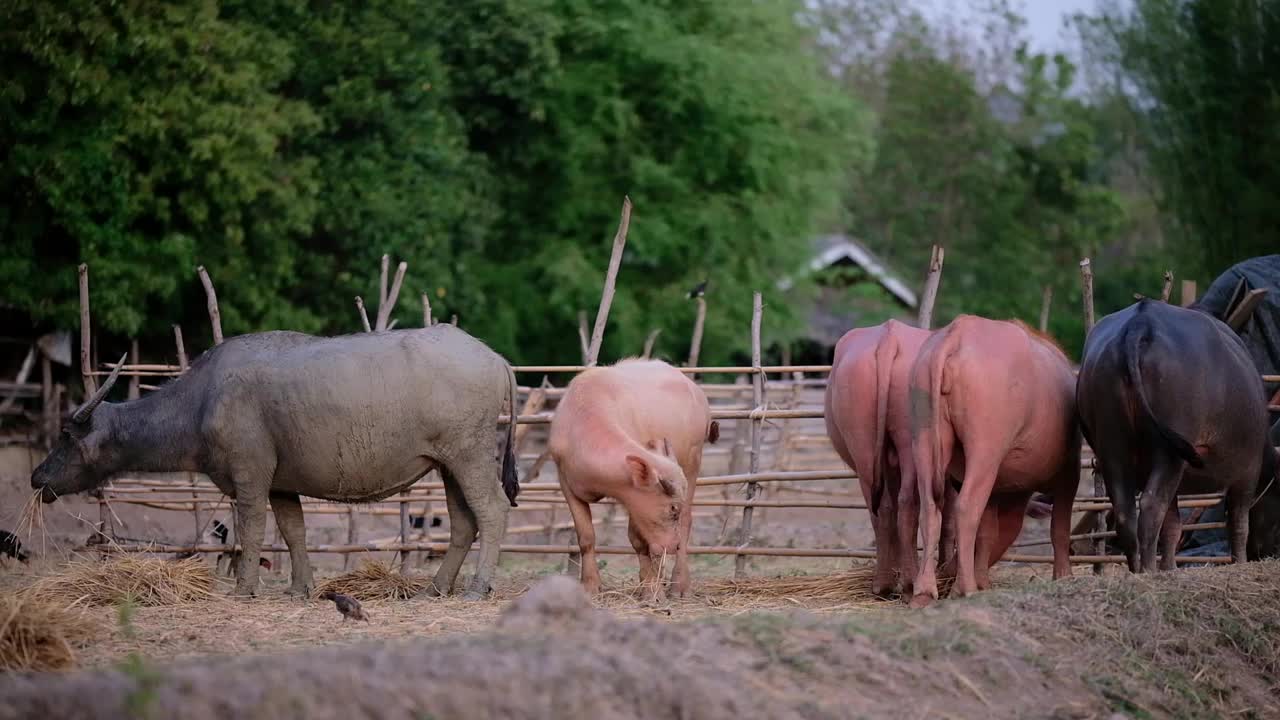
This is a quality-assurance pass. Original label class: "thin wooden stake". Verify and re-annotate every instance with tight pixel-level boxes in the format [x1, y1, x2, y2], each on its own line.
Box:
[173, 326, 189, 372]
[1079, 257, 1102, 573]
[40, 354, 53, 447]
[917, 245, 945, 330]
[1038, 285, 1053, 333]
[127, 340, 140, 400]
[78, 264, 96, 395]
[376, 262, 408, 331]
[1180, 280, 1197, 307]
[422, 293, 433, 327]
[577, 311, 590, 363]
[1079, 258, 1096, 335]
[355, 297, 372, 332]
[1160, 270, 1174, 302]
[379, 254, 390, 310]
[197, 266, 224, 345]
[586, 196, 632, 366]
[735, 292, 765, 577]
[687, 297, 707, 368]
[641, 329, 661, 359]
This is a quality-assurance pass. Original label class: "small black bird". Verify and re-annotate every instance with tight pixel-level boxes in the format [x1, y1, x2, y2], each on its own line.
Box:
[211, 520, 230, 544]
[0, 530, 30, 564]
[687, 279, 708, 299]
[320, 591, 370, 623]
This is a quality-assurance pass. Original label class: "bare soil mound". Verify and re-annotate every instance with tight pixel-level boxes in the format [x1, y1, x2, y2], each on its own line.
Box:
[0, 563, 1277, 720]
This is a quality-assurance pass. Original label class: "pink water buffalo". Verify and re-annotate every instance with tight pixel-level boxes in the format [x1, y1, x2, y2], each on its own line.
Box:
[908, 316, 1080, 607]
[825, 320, 931, 596]
[550, 359, 718, 600]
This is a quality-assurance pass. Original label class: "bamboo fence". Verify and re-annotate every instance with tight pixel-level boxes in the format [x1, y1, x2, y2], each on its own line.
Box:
[41, 224, 1280, 582]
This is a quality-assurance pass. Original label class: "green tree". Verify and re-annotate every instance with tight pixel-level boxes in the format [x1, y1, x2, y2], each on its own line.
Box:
[0, 1, 318, 344]
[1076, 0, 1280, 275]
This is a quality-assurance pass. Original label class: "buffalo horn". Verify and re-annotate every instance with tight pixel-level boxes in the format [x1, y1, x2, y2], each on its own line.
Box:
[72, 353, 128, 423]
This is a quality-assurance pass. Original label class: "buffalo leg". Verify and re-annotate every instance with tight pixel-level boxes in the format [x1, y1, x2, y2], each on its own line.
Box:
[428, 471, 477, 597]
[951, 457, 999, 598]
[1048, 464, 1077, 580]
[870, 470, 901, 597]
[230, 479, 269, 598]
[269, 491, 313, 596]
[563, 490, 600, 595]
[1098, 455, 1139, 573]
[896, 458, 920, 596]
[973, 502, 999, 590]
[1158, 498, 1181, 571]
[910, 425, 954, 608]
[628, 520, 661, 601]
[671, 479, 696, 598]
[1138, 454, 1183, 572]
[1226, 484, 1251, 564]
[453, 455, 511, 600]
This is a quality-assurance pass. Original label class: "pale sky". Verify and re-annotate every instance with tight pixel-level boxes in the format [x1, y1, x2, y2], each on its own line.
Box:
[921, 0, 1101, 52]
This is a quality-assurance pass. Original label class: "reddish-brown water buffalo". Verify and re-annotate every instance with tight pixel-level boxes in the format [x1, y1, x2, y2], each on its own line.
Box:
[1076, 299, 1269, 572]
[908, 316, 1080, 606]
[550, 359, 717, 600]
[825, 320, 931, 596]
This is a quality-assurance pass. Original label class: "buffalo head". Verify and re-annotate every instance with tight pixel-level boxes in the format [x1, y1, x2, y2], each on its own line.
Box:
[623, 438, 689, 558]
[31, 356, 125, 503]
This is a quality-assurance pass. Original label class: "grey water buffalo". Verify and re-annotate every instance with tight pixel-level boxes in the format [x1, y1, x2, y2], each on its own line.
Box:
[1076, 300, 1269, 572]
[31, 327, 518, 598]
[909, 317, 1080, 606]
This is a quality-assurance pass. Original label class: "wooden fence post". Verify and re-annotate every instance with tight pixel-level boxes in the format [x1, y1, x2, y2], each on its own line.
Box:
[127, 340, 140, 400]
[1180, 280, 1197, 307]
[687, 296, 708, 369]
[1079, 257, 1103, 574]
[735, 292, 765, 577]
[586, 196, 632, 366]
[1039, 285, 1053, 333]
[1160, 271, 1174, 302]
[355, 297, 372, 332]
[197, 267, 224, 345]
[917, 245, 945, 330]
[78, 264, 96, 396]
[173, 325, 189, 372]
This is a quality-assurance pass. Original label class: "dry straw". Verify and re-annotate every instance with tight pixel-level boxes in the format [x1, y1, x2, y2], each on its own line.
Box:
[701, 564, 957, 604]
[0, 593, 98, 671]
[24, 556, 215, 607]
[313, 559, 427, 601]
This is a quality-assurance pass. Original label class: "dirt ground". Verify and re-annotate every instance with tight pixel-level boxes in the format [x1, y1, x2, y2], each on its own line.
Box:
[1, 561, 1278, 720]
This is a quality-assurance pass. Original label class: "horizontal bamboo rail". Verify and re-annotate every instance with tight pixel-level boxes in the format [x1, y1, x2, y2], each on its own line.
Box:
[100, 541, 1234, 565]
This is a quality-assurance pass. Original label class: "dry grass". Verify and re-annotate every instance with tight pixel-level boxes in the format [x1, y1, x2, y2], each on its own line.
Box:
[312, 559, 427, 601]
[701, 564, 957, 604]
[24, 556, 215, 608]
[0, 593, 99, 672]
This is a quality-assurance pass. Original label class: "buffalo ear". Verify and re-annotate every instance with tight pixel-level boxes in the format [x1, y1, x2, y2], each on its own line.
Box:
[625, 455, 654, 489]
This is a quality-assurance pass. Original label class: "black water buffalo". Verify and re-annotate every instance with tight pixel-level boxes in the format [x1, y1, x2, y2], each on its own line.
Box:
[1077, 299, 1270, 572]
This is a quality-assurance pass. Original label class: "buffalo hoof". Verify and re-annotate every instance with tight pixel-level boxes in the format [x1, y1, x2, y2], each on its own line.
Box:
[908, 593, 935, 609]
[461, 589, 488, 602]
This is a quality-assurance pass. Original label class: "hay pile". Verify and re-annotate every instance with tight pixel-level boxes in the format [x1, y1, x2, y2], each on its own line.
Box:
[24, 556, 215, 607]
[313, 560, 426, 601]
[701, 564, 955, 603]
[0, 593, 98, 671]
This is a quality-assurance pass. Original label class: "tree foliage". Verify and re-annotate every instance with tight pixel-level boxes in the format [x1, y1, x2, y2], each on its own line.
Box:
[1075, 0, 1280, 276]
[1, 0, 865, 365]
